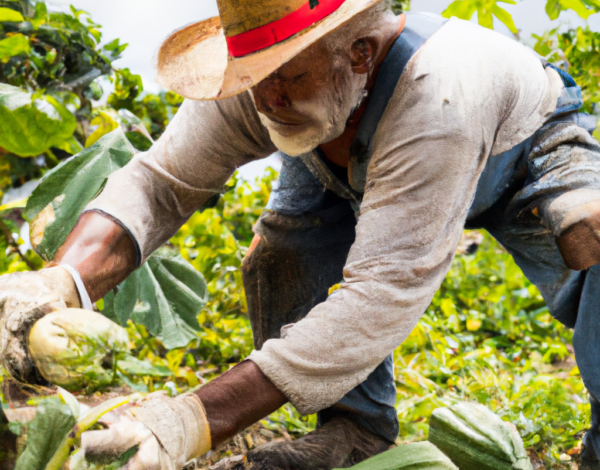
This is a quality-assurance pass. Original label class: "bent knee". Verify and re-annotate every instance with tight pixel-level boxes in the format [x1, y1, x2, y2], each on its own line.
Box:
[556, 200, 600, 270]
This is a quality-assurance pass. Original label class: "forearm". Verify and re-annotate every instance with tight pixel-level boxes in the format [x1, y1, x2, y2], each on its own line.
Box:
[50, 211, 138, 302]
[195, 360, 287, 447]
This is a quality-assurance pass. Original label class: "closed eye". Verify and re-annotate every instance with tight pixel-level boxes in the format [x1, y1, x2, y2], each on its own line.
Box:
[291, 72, 307, 83]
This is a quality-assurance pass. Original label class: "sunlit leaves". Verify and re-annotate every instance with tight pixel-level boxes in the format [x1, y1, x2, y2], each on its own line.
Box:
[0, 7, 24, 22]
[394, 232, 587, 467]
[25, 129, 135, 260]
[0, 84, 76, 157]
[533, 26, 600, 116]
[545, 0, 600, 20]
[442, 0, 518, 33]
[0, 33, 29, 63]
[103, 253, 208, 350]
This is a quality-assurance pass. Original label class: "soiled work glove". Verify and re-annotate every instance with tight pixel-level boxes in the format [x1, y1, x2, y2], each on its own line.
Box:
[80, 391, 212, 470]
[0, 267, 81, 383]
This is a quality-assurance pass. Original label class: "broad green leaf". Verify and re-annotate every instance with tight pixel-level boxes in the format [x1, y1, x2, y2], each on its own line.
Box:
[0, 84, 76, 156]
[0, 34, 30, 63]
[104, 254, 208, 349]
[0, 7, 24, 22]
[114, 255, 206, 348]
[24, 128, 135, 260]
[117, 355, 172, 377]
[14, 397, 77, 470]
[340, 442, 457, 470]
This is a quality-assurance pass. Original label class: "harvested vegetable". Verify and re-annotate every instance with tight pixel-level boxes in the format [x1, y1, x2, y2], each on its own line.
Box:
[339, 442, 457, 470]
[428, 402, 533, 470]
[28, 309, 129, 391]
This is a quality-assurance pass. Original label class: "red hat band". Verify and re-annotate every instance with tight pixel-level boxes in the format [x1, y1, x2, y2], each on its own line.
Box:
[226, 0, 347, 58]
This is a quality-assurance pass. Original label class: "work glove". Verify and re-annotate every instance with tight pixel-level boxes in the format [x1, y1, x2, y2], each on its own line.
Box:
[79, 391, 212, 470]
[0, 267, 83, 384]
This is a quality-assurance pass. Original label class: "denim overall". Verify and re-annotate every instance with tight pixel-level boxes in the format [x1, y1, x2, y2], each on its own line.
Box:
[242, 12, 600, 448]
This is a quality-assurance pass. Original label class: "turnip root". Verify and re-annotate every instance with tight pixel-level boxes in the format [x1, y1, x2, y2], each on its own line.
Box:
[28, 309, 128, 391]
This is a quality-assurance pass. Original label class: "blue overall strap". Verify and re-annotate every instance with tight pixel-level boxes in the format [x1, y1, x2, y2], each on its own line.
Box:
[348, 13, 447, 193]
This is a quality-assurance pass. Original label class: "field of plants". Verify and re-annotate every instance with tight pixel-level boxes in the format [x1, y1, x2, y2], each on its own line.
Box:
[1, 0, 600, 469]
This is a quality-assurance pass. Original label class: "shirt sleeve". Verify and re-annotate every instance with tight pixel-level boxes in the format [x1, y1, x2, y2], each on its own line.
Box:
[85, 92, 276, 263]
[248, 18, 561, 415]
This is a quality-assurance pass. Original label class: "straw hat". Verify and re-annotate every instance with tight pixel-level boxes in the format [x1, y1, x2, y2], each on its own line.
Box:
[156, 0, 384, 101]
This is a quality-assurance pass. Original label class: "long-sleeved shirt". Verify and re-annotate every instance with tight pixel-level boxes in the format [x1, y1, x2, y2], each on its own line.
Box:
[86, 17, 562, 414]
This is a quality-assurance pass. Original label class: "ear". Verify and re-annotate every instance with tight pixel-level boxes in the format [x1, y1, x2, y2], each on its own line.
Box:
[350, 38, 374, 75]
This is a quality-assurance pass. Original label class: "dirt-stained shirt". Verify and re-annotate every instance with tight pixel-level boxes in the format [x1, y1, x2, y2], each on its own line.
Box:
[86, 18, 562, 414]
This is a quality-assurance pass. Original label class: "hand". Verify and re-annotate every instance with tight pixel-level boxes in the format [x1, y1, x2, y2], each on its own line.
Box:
[0, 267, 81, 384]
[80, 392, 211, 470]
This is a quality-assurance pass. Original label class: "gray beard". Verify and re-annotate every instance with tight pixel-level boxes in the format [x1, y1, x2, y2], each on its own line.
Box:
[257, 80, 369, 157]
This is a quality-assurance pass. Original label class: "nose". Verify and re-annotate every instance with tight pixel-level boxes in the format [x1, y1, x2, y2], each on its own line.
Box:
[254, 81, 291, 114]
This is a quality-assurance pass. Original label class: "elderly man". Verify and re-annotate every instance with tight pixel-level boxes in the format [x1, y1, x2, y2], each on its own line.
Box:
[2, 0, 600, 468]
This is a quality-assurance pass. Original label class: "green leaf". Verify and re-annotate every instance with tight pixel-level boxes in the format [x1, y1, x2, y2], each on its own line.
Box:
[443, 0, 478, 20]
[0, 84, 76, 157]
[0, 7, 24, 22]
[24, 128, 136, 260]
[105, 254, 208, 349]
[340, 442, 457, 469]
[0, 33, 30, 63]
[443, 0, 518, 32]
[492, 5, 518, 33]
[117, 355, 172, 377]
[14, 397, 77, 470]
[546, 0, 600, 18]
[560, 0, 597, 18]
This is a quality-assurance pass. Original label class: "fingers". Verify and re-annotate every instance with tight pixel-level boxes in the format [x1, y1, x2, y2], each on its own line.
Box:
[81, 416, 150, 465]
[125, 435, 173, 470]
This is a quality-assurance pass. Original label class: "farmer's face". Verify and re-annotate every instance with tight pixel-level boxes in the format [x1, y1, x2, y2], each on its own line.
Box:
[251, 39, 368, 156]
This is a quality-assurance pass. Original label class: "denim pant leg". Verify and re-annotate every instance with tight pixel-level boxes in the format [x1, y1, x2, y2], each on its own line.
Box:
[242, 154, 399, 443]
[471, 120, 600, 453]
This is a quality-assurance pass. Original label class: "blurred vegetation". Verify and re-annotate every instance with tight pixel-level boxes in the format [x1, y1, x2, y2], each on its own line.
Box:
[1, 0, 600, 469]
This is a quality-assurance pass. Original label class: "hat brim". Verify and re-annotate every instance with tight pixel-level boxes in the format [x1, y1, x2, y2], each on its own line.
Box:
[156, 0, 384, 100]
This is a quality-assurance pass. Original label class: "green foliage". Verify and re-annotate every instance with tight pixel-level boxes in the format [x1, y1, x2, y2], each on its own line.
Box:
[0, 83, 76, 156]
[442, 0, 518, 33]
[104, 254, 208, 350]
[14, 396, 77, 470]
[534, 26, 600, 118]
[545, 0, 600, 20]
[24, 128, 135, 260]
[342, 442, 457, 470]
[394, 232, 587, 468]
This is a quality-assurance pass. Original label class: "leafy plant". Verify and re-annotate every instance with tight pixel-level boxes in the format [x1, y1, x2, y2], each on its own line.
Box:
[442, 0, 518, 33]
